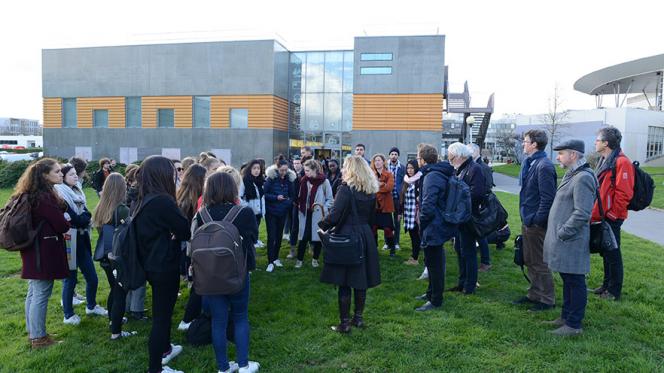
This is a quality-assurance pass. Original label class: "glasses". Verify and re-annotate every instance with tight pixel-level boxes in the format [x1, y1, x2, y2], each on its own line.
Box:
[522, 140, 532, 144]
[176, 167, 184, 172]
[595, 138, 605, 143]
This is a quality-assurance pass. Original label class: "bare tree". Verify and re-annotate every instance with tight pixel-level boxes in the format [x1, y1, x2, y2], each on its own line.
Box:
[541, 84, 571, 159]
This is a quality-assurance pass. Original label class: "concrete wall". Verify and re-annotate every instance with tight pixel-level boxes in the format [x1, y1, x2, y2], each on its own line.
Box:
[351, 130, 440, 161]
[43, 40, 283, 98]
[43, 128, 283, 168]
[353, 35, 445, 94]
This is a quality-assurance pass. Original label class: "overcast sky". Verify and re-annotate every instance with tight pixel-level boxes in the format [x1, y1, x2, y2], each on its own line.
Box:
[2, 0, 664, 121]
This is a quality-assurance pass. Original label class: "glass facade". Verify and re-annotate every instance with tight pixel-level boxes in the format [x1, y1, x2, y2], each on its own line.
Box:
[193, 96, 211, 128]
[360, 53, 393, 61]
[125, 97, 141, 128]
[360, 66, 392, 75]
[288, 50, 354, 160]
[62, 98, 77, 128]
[158, 109, 174, 128]
[93, 109, 108, 128]
[230, 109, 248, 129]
[647, 126, 664, 160]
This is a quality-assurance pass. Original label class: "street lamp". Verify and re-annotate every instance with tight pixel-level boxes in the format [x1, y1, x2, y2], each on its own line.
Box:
[465, 115, 475, 144]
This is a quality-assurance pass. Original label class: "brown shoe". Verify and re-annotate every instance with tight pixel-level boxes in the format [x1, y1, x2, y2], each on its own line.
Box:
[31, 335, 57, 349]
[479, 264, 492, 272]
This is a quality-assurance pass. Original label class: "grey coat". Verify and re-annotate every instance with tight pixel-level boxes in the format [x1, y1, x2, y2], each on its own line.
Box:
[543, 164, 597, 275]
[298, 178, 334, 242]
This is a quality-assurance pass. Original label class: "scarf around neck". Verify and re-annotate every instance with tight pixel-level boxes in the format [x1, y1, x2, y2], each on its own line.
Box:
[54, 183, 86, 215]
[298, 173, 326, 214]
[404, 171, 422, 185]
[595, 147, 621, 179]
[243, 174, 265, 200]
[519, 150, 547, 186]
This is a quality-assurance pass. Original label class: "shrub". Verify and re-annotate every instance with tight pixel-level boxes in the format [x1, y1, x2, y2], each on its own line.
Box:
[0, 160, 32, 188]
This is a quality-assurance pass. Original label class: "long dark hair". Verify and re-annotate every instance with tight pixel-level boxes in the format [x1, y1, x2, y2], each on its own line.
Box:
[137, 155, 176, 200]
[176, 164, 206, 220]
[204, 172, 238, 206]
[13, 158, 64, 208]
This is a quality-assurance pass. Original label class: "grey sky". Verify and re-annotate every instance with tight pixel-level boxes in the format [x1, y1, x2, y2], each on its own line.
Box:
[2, 0, 663, 121]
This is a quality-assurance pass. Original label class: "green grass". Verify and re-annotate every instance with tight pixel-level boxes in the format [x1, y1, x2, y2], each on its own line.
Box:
[1, 189, 664, 372]
[492, 163, 565, 179]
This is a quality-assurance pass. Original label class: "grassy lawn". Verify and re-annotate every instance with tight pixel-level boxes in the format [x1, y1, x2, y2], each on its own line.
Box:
[492, 163, 565, 179]
[1, 189, 664, 372]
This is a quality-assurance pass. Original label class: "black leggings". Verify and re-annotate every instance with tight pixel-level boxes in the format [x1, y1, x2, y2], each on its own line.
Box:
[146, 270, 180, 373]
[182, 286, 201, 324]
[297, 240, 321, 261]
[101, 265, 127, 334]
[338, 286, 366, 305]
[408, 225, 421, 260]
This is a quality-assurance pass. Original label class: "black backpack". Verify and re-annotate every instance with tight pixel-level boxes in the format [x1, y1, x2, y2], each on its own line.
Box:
[186, 312, 235, 346]
[110, 195, 157, 291]
[613, 160, 655, 211]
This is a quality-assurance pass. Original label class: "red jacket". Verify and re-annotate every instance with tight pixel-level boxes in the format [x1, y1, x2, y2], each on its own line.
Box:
[21, 192, 70, 280]
[591, 152, 634, 222]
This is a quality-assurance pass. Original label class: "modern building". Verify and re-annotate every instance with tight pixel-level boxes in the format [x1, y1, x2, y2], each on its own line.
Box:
[0, 117, 42, 136]
[42, 35, 447, 165]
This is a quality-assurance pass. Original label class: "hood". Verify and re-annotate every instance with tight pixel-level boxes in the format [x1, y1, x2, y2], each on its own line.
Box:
[421, 161, 454, 177]
[266, 164, 297, 182]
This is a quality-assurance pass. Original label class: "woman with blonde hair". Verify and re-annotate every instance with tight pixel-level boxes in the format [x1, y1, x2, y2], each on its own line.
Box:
[319, 156, 381, 333]
[370, 154, 396, 257]
[92, 173, 137, 340]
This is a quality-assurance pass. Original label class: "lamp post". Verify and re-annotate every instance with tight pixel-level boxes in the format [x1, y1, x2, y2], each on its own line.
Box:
[465, 115, 475, 144]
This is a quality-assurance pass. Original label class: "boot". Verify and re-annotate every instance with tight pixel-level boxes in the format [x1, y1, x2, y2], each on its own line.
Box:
[387, 237, 396, 257]
[351, 290, 366, 328]
[331, 294, 351, 333]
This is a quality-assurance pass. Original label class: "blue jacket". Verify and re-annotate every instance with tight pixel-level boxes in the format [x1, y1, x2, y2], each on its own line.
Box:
[519, 152, 557, 227]
[388, 160, 406, 201]
[419, 161, 457, 247]
[456, 158, 487, 215]
[264, 165, 297, 217]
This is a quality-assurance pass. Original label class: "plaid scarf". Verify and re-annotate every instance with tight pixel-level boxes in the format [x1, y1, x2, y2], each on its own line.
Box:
[388, 160, 402, 199]
[403, 183, 417, 231]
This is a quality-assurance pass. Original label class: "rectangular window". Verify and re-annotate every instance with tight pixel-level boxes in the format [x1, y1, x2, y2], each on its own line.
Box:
[647, 126, 664, 159]
[119, 147, 138, 165]
[93, 109, 108, 128]
[360, 66, 392, 75]
[230, 109, 248, 129]
[62, 98, 77, 128]
[158, 109, 175, 128]
[360, 53, 393, 61]
[125, 97, 141, 128]
[193, 96, 211, 128]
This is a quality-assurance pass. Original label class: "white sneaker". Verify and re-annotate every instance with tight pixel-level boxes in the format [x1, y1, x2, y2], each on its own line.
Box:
[63, 314, 81, 325]
[395, 244, 401, 250]
[282, 234, 289, 240]
[295, 260, 303, 269]
[110, 330, 137, 340]
[177, 320, 191, 331]
[60, 297, 84, 307]
[86, 305, 108, 316]
[219, 361, 240, 373]
[382, 244, 388, 250]
[266, 263, 275, 273]
[255, 240, 265, 248]
[417, 267, 429, 280]
[273, 259, 283, 267]
[74, 292, 85, 301]
[161, 344, 183, 365]
[311, 259, 319, 268]
[286, 253, 294, 259]
[238, 361, 260, 373]
[161, 366, 183, 373]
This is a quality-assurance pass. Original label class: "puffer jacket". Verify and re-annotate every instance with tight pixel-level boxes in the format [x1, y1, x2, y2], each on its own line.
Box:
[418, 161, 457, 247]
[264, 165, 297, 217]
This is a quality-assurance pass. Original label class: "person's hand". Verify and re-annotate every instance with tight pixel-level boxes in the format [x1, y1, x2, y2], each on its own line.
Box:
[277, 195, 285, 201]
[398, 214, 403, 220]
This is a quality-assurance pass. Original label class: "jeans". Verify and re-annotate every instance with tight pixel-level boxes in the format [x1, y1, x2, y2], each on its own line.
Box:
[289, 206, 299, 247]
[62, 243, 98, 318]
[602, 219, 624, 298]
[560, 273, 587, 329]
[455, 230, 478, 293]
[102, 265, 127, 334]
[477, 238, 490, 265]
[266, 213, 287, 263]
[126, 285, 146, 313]
[254, 215, 262, 244]
[25, 279, 54, 339]
[146, 270, 180, 373]
[204, 276, 251, 371]
[423, 245, 445, 307]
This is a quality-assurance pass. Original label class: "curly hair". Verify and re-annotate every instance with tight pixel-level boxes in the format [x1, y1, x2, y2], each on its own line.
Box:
[13, 158, 64, 208]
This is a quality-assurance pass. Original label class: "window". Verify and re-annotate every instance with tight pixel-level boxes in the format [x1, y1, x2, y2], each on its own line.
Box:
[647, 126, 664, 159]
[360, 66, 392, 75]
[125, 97, 141, 128]
[93, 109, 108, 128]
[360, 53, 393, 61]
[193, 96, 210, 128]
[62, 98, 77, 128]
[230, 109, 248, 129]
[158, 109, 175, 128]
[0, 140, 18, 145]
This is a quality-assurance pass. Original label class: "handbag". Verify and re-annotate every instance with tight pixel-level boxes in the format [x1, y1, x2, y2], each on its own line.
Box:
[64, 228, 77, 270]
[589, 189, 618, 254]
[513, 235, 530, 283]
[94, 209, 119, 262]
[319, 189, 365, 266]
[468, 192, 507, 238]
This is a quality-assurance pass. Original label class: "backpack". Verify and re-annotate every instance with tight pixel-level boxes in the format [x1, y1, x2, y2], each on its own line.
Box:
[612, 160, 655, 211]
[110, 195, 157, 291]
[0, 194, 43, 251]
[186, 311, 235, 346]
[190, 205, 246, 296]
[441, 173, 472, 225]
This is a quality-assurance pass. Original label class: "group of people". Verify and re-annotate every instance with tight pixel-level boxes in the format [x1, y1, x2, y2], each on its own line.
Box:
[15, 125, 632, 372]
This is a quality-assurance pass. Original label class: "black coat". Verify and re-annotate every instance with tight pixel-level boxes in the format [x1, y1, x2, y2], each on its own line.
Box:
[419, 162, 457, 247]
[318, 184, 381, 289]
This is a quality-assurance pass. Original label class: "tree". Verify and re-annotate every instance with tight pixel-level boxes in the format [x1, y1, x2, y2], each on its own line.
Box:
[495, 130, 519, 163]
[541, 84, 571, 159]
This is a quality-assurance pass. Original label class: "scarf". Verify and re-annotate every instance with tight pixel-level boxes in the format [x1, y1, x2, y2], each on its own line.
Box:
[243, 174, 265, 200]
[561, 157, 589, 185]
[595, 147, 621, 181]
[54, 183, 86, 215]
[298, 173, 326, 214]
[519, 150, 547, 186]
[404, 171, 422, 185]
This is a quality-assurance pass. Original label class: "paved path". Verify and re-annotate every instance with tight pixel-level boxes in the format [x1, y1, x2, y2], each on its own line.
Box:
[493, 172, 664, 246]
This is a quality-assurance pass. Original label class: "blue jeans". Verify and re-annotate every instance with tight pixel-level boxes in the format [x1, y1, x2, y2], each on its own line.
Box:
[560, 273, 587, 329]
[477, 238, 490, 265]
[203, 276, 251, 371]
[25, 279, 54, 339]
[455, 229, 478, 293]
[62, 241, 99, 318]
[62, 241, 98, 318]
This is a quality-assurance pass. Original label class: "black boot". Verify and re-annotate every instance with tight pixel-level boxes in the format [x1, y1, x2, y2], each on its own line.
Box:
[332, 293, 352, 333]
[351, 289, 366, 328]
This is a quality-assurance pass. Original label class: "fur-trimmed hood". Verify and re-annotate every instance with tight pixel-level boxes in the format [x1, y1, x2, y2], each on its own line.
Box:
[266, 164, 297, 182]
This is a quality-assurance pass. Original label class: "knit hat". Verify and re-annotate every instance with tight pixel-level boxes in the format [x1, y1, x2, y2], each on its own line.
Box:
[389, 147, 400, 156]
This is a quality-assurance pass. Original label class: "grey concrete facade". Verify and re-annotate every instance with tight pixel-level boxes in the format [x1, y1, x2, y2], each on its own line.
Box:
[353, 35, 445, 94]
[43, 40, 288, 100]
[351, 130, 441, 160]
[44, 128, 285, 167]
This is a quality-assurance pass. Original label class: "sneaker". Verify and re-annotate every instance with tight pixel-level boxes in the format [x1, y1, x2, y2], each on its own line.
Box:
[599, 290, 617, 301]
[417, 268, 429, 280]
[286, 252, 294, 259]
[549, 325, 583, 337]
[591, 286, 606, 295]
[161, 344, 183, 365]
[528, 302, 555, 312]
[479, 264, 492, 272]
[220, 361, 240, 373]
[404, 258, 418, 266]
[74, 292, 85, 301]
[382, 244, 388, 250]
[60, 297, 84, 307]
[273, 259, 283, 267]
[31, 334, 58, 349]
[177, 320, 191, 331]
[110, 330, 137, 340]
[415, 301, 441, 312]
[295, 260, 303, 269]
[282, 233, 289, 240]
[266, 263, 275, 273]
[395, 244, 400, 250]
[255, 240, 265, 248]
[86, 305, 108, 316]
[63, 314, 81, 325]
[109, 317, 128, 326]
[311, 259, 319, 268]
[238, 361, 260, 373]
[542, 317, 565, 327]
[161, 366, 184, 373]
